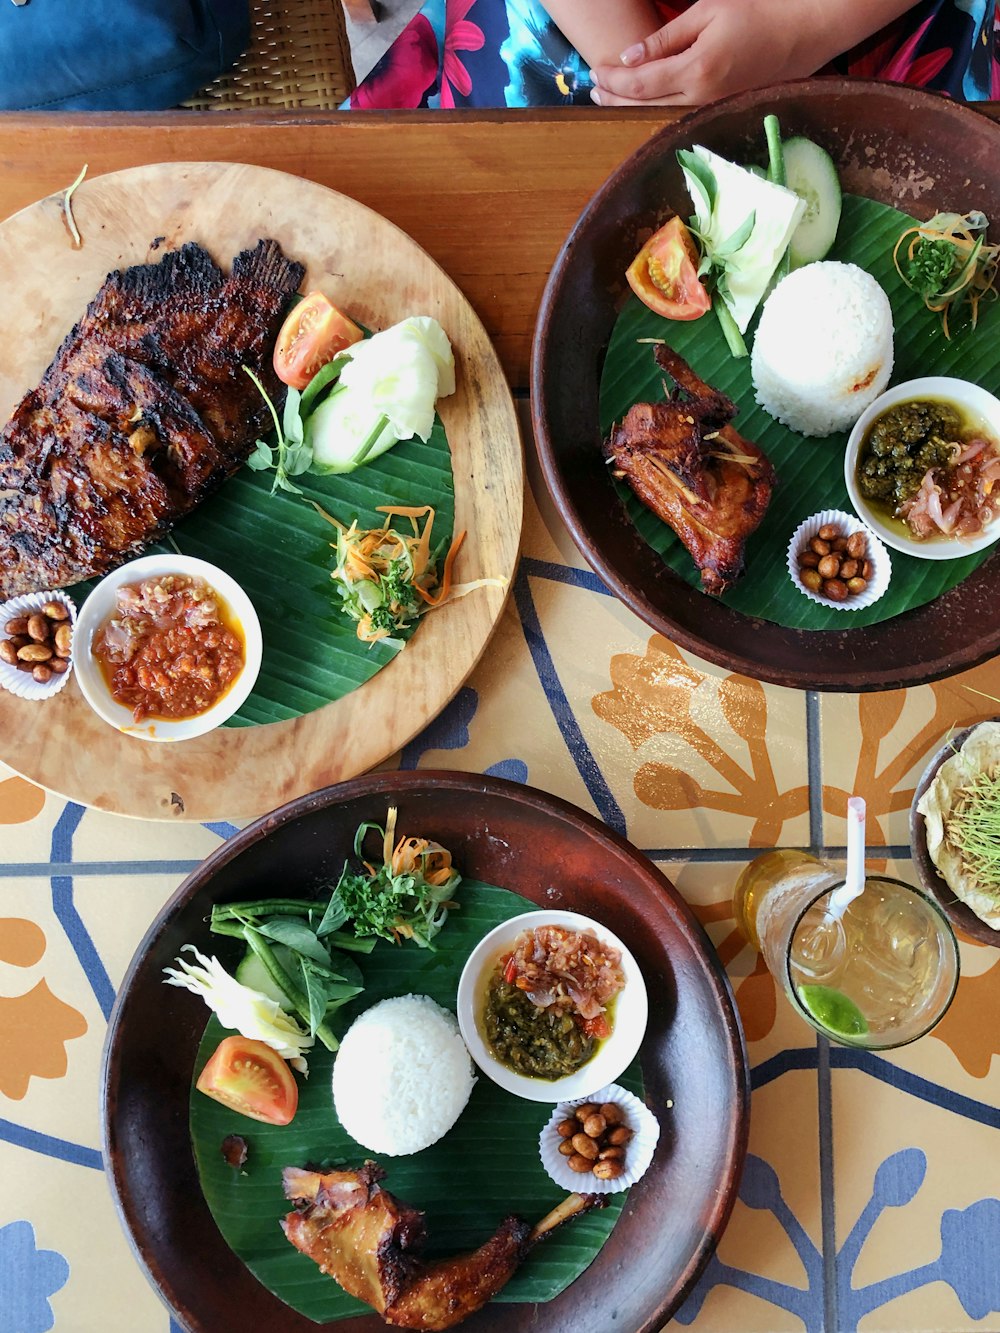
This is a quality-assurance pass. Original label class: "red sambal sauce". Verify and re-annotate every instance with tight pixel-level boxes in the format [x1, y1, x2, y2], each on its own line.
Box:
[93, 575, 245, 722]
[500, 925, 626, 1041]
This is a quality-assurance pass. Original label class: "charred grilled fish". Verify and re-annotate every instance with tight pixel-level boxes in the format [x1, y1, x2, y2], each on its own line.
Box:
[0, 239, 304, 598]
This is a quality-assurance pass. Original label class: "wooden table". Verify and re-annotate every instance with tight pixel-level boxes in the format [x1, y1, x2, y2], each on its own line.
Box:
[5, 108, 1000, 1333]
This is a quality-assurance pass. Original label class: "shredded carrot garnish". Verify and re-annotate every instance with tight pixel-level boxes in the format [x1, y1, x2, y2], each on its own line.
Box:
[416, 530, 467, 607]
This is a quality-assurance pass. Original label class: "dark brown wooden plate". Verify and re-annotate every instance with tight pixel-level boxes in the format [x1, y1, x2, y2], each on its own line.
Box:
[911, 721, 1000, 947]
[101, 771, 749, 1333]
[532, 79, 1000, 692]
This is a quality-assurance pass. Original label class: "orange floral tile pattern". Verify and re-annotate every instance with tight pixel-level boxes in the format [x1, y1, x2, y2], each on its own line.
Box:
[593, 637, 809, 847]
[0, 918, 87, 1101]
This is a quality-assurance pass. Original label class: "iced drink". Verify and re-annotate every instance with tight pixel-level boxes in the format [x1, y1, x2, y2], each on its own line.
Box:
[733, 850, 959, 1048]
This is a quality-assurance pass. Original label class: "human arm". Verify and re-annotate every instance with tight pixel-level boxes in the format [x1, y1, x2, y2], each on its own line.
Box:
[537, 0, 664, 70]
[589, 0, 920, 106]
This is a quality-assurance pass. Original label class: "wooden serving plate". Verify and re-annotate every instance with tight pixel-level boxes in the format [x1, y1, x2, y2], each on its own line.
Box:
[532, 79, 1000, 692]
[911, 721, 1000, 947]
[101, 772, 749, 1333]
[0, 162, 522, 819]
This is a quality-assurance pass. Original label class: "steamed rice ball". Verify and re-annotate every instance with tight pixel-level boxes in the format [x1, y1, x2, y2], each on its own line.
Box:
[751, 261, 894, 437]
[332, 994, 475, 1155]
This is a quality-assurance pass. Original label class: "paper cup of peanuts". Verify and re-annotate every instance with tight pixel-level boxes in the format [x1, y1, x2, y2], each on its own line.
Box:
[787, 510, 891, 612]
[539, 1082, 659, 1195]
[0, 591, 76, 701]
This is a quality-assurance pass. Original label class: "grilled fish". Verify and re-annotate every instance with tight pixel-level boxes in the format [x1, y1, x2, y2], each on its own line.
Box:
[0, 239, 304, 599]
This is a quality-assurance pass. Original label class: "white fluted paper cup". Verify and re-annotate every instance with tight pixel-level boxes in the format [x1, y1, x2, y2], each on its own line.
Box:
[539, 1082, 659, 1195]
[787, 509, 891, 612]
[0, 590, 76, 701]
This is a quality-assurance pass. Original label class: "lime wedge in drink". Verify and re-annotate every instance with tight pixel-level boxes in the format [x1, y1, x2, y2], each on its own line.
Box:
[796, 984, 869, 1038]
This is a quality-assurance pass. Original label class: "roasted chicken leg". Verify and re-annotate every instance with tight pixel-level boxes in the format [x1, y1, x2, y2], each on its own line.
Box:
[604, 343, 775, 594]
[282, 1163, 601, 1330]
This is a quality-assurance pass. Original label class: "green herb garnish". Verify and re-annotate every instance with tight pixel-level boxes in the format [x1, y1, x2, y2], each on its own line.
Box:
[243, 367, 314, 495]
[894, 211, 999, 338]
[948, 766, 1000, 886]
[328, 809, 462, 948]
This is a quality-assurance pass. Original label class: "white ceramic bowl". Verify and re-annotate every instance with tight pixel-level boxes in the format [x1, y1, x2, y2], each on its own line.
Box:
[456, 909, 648, 1103]
[73, 554, 262, 742]
[845, 376, 1000, 560]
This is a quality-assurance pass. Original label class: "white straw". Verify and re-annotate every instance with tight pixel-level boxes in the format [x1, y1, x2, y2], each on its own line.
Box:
[829, 796, 867, 919]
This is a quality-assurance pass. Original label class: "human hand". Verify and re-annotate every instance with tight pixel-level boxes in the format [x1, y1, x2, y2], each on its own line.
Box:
[589, 0, 837, 106]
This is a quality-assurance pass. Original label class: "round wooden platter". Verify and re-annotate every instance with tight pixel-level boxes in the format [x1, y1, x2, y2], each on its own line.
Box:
[0, 162, 523, 821]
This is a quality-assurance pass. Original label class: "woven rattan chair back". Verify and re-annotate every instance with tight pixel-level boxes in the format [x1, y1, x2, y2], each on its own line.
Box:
[184, 0, 356, 110]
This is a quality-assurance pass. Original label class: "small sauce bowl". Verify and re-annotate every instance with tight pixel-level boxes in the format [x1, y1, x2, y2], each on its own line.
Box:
[73, 554, 262, 742]
[845, 376, 1000, 560]
[456, 909, 648, 1103]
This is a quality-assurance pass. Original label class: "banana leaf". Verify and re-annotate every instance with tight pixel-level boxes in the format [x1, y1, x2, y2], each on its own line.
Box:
[190, 882, 639, 1323]
[69, 418, 454, 726]
[599, 194, 1000, 629]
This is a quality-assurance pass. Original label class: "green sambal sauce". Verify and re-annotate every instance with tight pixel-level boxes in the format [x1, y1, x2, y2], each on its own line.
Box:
[857, 399, 962, 511]
[482, 975, 595, 1080]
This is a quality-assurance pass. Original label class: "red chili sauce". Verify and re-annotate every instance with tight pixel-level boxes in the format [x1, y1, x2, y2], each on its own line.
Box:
[93, 575, 245, 722]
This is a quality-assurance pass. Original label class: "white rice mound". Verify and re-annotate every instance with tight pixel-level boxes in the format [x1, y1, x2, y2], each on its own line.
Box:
[332, 994, 475, 1155]
[751, 261, 894, 437]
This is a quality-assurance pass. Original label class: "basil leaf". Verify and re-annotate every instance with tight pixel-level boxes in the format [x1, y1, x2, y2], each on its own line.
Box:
[300, 356, 350, 417]
[317, 888, 350, 937]
[297, 958, 329, 1037]
[258, 917, 332, 966]
[282, 387, 304, 444]
[714, 210, 756, 259]
[677, 148, 717, 220]
[246, 439, 273, 471]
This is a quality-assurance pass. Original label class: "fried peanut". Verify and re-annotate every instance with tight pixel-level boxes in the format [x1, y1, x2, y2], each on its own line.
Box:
[581, 1113, 607, 1139]
[17, 643, 52, 662]
[0, 641, 17, 666]
[846, 531, 868, 559]
[847, 577, 868, 595]
[556, 1118, 577, 1139]
[817, 555, 840, 579]
[822, 579, 849, 602]
[810, 538, 831, 556]
[599, 1103, 625, 1126]
[27, 613, 49, 642]
[801, 569, 823, 592]
[817, 524, 838, 541]
[799, 551, 820, 570]
[54, 624, 72, 657]
[571, 1133, 600, 1161]
[567, 1153, 594, 1174]
[839, 559, 859, 580]
[593, 1158, 625, 1180]
[42, 601, 69, 621]
[49, 657, 69, 675]
[32, 664, 52, 684]
[4, 616, 27, 635]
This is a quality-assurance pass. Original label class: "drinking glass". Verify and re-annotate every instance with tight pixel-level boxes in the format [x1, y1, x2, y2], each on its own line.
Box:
[733, 850, 959, 1049]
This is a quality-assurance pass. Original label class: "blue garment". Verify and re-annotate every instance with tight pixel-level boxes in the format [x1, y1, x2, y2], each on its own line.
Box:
[0, 0, 249, 110]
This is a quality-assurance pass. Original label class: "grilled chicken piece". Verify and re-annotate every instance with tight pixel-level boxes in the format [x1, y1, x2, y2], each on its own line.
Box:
[605, 343, 775, 595]
[282, 1164, 601, 1330]
[0, 239, 304, 599]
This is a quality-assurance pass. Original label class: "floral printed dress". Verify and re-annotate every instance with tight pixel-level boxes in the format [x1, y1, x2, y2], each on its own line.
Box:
[348, 0, 998, 109]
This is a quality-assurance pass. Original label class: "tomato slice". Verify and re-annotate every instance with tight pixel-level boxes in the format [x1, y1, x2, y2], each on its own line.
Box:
[273, 291, 364, 390]
[626, 216, 711, 321]
[196, 1036, 299, 1126]
[578, 1013, 612, 1041]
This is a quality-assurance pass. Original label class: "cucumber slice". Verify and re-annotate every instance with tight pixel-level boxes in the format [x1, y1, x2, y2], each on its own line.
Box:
[235, 946, 297, 1010]
[782, 136, 842, 269]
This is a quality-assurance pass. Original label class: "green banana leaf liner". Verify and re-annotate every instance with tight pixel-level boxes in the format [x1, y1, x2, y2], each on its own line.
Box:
[70, 417, 454, 727]
[190, 883, 641, 1324]
[599, 194, 1000, 630]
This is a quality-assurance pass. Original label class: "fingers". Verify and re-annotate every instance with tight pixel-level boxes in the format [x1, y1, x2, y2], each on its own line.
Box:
[591, 55, 692, 104]
[591, 83, 696, 107]
[620, 9, 704, 66]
